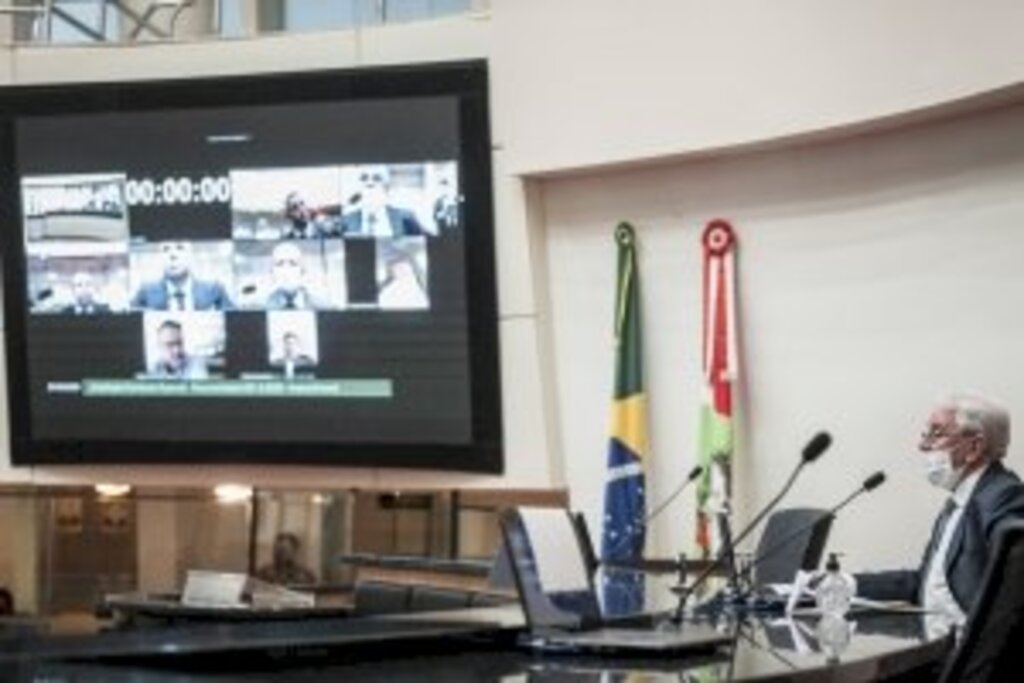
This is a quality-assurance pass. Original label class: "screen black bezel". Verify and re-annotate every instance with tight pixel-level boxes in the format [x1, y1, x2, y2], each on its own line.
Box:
[0, 60, 503, 474]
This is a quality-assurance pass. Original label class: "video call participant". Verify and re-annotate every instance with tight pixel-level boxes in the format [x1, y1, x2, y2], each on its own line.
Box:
[283, 191, 342, 239]
[378, 241, 428, 309]
[274, 331, 315, 365]
[433, 172, 459, 232]
[62, 272, 110, 315]
[342, 165, 426, 238]
[272, 330, 316, 380]
[147, 319, 208, 380]
[255, 532, 317, 586]
[855, 394, 1024, 632]
[265, 242, 325, 310]
[131, 241, 232, 311]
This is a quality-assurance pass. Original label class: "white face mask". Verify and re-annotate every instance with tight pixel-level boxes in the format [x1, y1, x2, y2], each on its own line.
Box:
[924, 450, 964, 491]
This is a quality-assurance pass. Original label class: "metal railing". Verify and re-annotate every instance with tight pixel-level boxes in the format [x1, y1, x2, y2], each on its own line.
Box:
[0, 0, 485, 45]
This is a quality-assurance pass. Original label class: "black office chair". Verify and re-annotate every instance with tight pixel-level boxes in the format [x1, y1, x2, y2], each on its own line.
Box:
[751, 507, 832, 587]
[409, 586, 472, 612]
[939, 520, 1024, 683]
[352, 581, 413, 616]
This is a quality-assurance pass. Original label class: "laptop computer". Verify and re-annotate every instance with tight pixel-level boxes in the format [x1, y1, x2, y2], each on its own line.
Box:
[499, 507, 732, 654]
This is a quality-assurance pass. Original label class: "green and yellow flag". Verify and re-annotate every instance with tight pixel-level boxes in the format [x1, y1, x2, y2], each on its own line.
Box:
[600, 222, 648, 615]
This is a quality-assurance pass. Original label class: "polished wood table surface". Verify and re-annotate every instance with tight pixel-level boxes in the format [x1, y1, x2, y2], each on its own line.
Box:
[0, 606, 951, 682]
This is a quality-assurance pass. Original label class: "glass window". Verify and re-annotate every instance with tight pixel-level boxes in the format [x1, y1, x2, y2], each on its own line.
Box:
[384, 0, 473, 23]
[45, 0, 119, 44]
[219, 0, 246, 37]
[283, 0, 376, 32]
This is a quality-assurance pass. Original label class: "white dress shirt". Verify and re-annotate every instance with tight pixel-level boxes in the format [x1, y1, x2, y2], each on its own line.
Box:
[922, 463, 989, 628]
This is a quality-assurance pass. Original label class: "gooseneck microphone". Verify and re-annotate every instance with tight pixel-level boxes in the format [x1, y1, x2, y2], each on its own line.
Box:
[747, 470, 887, 575]
[862, 471, 887, 491]
[672, 431, 832, 621]
[603, 465, 703, 562]
[642, 465, 704, 529]
[801, 432, 833, 464]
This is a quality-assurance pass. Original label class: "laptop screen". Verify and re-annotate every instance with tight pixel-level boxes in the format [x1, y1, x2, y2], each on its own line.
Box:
[500, 507, 602, 630]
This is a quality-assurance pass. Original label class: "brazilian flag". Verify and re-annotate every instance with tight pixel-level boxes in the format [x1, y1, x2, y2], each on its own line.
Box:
[600, 222, 648, 616]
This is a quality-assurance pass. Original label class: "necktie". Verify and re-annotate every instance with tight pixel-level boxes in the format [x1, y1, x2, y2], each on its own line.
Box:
[283, 292, 297, 309]
[171, 289, 185, 311]
[920, 499, 957, 602]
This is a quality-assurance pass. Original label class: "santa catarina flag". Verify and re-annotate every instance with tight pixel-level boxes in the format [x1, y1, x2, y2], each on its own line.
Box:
[696, 219, 739, 556]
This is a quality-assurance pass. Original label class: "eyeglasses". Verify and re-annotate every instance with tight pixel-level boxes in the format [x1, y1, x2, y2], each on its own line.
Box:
[920, 424, 960, 446]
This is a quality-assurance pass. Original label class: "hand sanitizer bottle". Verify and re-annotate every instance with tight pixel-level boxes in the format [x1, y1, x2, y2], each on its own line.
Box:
[815, 553, 853, 617]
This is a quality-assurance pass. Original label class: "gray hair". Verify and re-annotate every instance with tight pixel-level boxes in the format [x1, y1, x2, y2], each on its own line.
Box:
[938, 393, 1011, 459]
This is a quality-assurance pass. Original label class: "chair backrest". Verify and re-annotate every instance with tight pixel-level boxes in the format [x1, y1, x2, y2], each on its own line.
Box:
[939, 520, 1024, 683]
[408, 585, 472, 612]
[352, 580, 412, 616]
[571, 511, 601, 581]
[752, 508, 832, 586]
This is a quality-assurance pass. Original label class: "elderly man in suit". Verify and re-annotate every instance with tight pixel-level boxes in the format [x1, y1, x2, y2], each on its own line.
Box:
[342, 165, 426, 238]
[264, 242, 326, 310]
[855, 394, 1024, 630]
[131, 241, 232, 311]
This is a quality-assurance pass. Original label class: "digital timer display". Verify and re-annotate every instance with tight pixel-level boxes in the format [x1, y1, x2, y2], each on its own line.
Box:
[124, 176, 232, 206]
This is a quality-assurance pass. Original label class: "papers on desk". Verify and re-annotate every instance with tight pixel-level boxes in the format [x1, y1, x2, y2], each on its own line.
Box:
[181, 570, 248, 608]
[180, 570, 315, 610]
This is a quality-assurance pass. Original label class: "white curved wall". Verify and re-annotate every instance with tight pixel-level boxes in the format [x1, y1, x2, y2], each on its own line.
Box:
[544, 102, 1024, 570]
[492, 0, 1024, 174]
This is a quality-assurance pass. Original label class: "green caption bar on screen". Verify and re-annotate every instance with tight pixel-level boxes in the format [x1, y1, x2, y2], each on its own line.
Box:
[81, 379, 393, 399]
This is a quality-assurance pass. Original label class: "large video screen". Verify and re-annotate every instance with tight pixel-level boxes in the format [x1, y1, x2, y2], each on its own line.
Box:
[1, 63, 502, 471]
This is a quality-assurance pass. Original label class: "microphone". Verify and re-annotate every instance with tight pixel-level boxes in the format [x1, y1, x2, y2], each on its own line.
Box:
[672, 431, 831, 620]
[641, 465, 703, 529]
[746, 470, 887, 580]
[862, 471, 886, 491]
[603, 465, 703, 565]
[802, 432, 832, 463]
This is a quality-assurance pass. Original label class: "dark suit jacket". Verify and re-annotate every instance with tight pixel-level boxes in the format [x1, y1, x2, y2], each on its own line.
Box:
[341, 206, 425, 237]
[131, 278, 233, 311]
[856, 461, 1024, 611]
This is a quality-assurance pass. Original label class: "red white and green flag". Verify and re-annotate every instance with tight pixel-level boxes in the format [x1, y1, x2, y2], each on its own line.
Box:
[696, 219, 739, 556]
